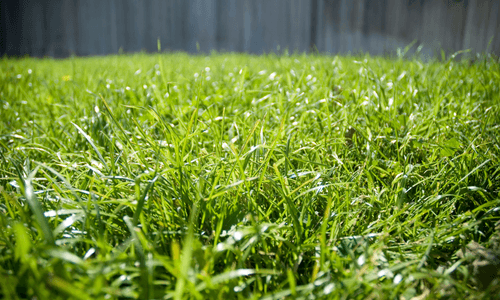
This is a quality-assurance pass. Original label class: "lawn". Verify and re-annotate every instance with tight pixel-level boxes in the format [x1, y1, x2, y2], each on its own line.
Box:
[1, 51, 499, 299]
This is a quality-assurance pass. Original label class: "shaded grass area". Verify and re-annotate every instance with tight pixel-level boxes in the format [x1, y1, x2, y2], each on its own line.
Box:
[0, 52, 499, 299]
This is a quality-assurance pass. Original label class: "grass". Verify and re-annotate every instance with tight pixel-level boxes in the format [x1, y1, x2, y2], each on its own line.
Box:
[0, 51, 499, 299]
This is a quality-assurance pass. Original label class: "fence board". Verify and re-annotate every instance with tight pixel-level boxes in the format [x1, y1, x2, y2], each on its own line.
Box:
[187, 0, 217, 53]
[462, 0, 497, 54]
[168, 0, 188, 51]
[3, 0, 499, 57]
[217, 0, 244, 52]
[24, 0, 46, 57]
[289, 0, 311, 53]
[61, 0, 77, 56]
[150, 0, 169, 52]
[243, 0, 264, 53]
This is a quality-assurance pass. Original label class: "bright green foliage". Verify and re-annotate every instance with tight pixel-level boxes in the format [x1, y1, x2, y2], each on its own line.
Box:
[0, 52, 499, 299]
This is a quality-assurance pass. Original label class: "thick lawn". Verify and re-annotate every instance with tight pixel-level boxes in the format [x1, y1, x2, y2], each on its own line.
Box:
[1, 53, 499, 299]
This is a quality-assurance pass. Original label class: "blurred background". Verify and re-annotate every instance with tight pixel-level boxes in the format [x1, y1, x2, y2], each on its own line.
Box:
[1, 0, 499, 58]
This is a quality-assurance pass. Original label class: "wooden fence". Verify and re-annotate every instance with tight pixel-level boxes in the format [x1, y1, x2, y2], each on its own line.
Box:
[1, 0, 499, 57]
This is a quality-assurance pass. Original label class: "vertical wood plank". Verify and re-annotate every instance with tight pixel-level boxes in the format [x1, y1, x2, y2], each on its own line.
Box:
[28, 0, 46, 56]
[384, 0, 407, 55]
[61, 0, 77, 56]
[19, 0, 31, 55]
[338, 0, 353, 54]
[312, 0, 325, 52]
[301, 0, 313, 53]
[95, 0, 109, 55]
[217, 0, 244, 52]
[75, 0, 90, 55]
[243, 0, 264, 54]
[108, 0, 118, 53]
[324, 0, 342, 54]
[351, 0, 366, 53]
[45, 0, 63, 57]
[421, 0, 453, 55]
[473, 0, 492, 53]
[4, 0, 23, 55]
[290, 0, 312, 53]
[113, 0, 127, 52]
[488, 1, 500, 54]
[463, 0, 480, 54]
[135, 0, 146, 52]
[485, 0, 499, 52]
[261, 0, 283, 52]
[187, 0, 217, 53]
[150, 0, 169, 52]
[444, 0, 468, 53]
[123, 0, 145, 53]
[362, 0, 388, 55]
[170, 0, 189, 51]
